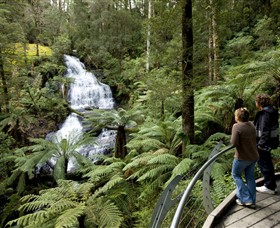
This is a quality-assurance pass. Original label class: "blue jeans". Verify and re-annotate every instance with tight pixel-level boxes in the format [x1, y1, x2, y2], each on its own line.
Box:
[232, 158, 258, 203]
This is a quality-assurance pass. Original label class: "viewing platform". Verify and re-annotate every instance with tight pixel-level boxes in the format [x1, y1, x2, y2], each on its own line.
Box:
[150, 142, 280, 228]
[204, 175, 280, 228]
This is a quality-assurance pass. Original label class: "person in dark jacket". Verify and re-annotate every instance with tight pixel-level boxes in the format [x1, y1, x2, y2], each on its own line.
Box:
[231, 107, 259, 207]
[254, 94, 279, 194]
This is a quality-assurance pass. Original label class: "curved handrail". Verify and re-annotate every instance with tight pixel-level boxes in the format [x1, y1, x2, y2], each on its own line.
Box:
[170, 145, 235, 228]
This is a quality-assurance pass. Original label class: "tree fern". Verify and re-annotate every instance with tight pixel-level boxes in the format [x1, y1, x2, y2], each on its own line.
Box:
[126, 115, 183, 157]
[139, 172, 172, 200]
[6, 132, 94, 193]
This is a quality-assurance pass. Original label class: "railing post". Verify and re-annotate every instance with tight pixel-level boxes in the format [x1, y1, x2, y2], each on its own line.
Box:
[149, 175, 183, 228]
[202, 140, 223, 214]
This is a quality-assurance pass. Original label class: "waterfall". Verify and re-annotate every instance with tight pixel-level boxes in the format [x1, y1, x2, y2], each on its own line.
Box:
[47, 55, 116, 171]
[64, 55, 114, 110]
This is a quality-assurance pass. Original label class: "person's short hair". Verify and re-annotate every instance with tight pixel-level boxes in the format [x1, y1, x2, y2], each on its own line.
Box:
[235, 107, 249, 122]
[255, 94, 271, 107]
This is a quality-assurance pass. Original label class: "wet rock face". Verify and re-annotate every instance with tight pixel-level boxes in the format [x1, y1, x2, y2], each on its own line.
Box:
[26, 118, 58, 139]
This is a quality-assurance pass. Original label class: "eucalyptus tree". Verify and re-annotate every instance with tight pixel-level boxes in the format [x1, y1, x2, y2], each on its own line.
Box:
[181, 0, 194, 145]
[146, 0, 152, 71]
[206, 0, 220, 82]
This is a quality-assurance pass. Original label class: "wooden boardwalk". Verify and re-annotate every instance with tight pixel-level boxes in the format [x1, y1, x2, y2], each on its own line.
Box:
[203, 175, 280, 228]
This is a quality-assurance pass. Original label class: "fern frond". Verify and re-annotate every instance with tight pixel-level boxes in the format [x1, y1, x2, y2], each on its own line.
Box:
[169, 158, 194, 181]
[19, 200, 49, 213]
[53, 156, 66, 181]
[137, 165, 174, 182]
[55, 204, 85, 228]
[123, 152, 154, 171]
[17, 172, 26, 194]
[85, 197, 123, 227]
[84, 161, 125, 184]
[205, 132, 230, 144]
[7, 210, 48, 227]
[139, 172, 171, 199]
[95, 199, 123, 227]
[147, 153, 178, 165]
[50, 199, 79, 213]
[93, 175, 125, 198]
[211, 161, 232, 180]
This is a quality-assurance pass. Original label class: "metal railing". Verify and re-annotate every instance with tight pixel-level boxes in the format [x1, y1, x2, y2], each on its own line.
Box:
[150, 141, 235, 228]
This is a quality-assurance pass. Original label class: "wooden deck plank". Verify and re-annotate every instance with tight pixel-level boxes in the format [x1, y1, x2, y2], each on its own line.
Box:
[226, 200, 280, 227]
[248, 210, 280, 227]
[204, 175, 280, 228]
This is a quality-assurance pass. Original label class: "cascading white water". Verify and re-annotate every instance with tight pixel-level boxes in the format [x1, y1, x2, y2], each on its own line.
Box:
[48, 55, 116, 171]
[64, 55, 114, 110]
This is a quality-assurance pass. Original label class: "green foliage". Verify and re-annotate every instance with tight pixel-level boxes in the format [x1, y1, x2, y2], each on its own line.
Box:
[1, 0, 280, 227]
[126, 115, 183, 155]
[0, 193, 21, 228]
[86, 105, 145, 131]
[52, 35, 72, 62]
[5, 132, 94, 193]
[80, 156, 138, 227]
[211, 173, 235, 206]
[7, 180, 123, 228]
[134, 68, 182, 118]
[0, 106, 37, 144]
[85, 197, 123, 228]
[253, 16, 275, 49]
[0, 132, 15, 178]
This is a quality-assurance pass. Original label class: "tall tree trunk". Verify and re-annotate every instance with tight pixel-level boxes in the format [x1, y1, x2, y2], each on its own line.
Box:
[146, 0, 152, 71]
[263, 0, 271, 16]
[207, 7, 213, 83]
[0, 51, 9, 112]
[212, 3, 219, 81]
[207, 0, 219, 82]
[115, 125, 127, 159]
[182, 0, 194, 145]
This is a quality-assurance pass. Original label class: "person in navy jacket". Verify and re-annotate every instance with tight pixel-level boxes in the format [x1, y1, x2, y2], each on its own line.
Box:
[254, 94, 279, 194]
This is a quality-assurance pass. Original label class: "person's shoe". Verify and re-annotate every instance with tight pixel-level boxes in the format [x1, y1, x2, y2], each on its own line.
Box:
[236, 199, 244, 206]
[236, 199, 254, 206]
[236, 199, 256, 209]
[256, 186, 276, 195]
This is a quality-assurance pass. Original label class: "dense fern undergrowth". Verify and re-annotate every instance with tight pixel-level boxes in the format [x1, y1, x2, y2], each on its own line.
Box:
[1, 1, 280, 227]
[1, 43, 279, 227]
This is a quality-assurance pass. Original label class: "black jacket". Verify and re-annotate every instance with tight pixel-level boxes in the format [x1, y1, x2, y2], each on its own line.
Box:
[254, 106, 279, 149]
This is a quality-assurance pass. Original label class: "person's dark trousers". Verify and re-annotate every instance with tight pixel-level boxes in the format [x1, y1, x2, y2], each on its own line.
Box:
[257, 148, 277, 190]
